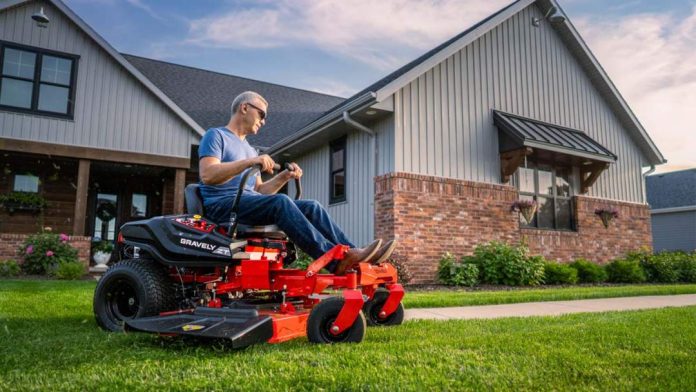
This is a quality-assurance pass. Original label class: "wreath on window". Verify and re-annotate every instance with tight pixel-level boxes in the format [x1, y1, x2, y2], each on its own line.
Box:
[96, 201, 117, 221]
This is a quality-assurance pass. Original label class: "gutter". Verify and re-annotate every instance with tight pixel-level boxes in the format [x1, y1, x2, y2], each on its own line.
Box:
[267, 92, 377, 156]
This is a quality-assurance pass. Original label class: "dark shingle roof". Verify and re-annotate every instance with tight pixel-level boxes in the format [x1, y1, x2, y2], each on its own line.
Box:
[123, 54, 345, 148]
[646, 169, 696, 209]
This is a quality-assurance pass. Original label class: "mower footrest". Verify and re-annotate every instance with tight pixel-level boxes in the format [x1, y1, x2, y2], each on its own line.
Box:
[125, 307, 274, 349]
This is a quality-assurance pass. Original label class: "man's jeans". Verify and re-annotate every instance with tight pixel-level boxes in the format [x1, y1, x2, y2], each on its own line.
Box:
[206, 193, 356, 261]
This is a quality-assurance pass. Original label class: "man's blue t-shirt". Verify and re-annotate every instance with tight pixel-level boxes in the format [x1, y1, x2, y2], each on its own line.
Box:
[198, 127, 259, 209]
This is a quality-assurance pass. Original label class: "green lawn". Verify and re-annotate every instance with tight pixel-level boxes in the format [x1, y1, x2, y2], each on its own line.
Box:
[1, 280, 695, 391]
[403, 284, 696, 308]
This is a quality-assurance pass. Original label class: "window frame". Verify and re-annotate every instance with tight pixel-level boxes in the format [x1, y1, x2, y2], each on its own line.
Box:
[514, 160, 576, 231]
[329, 136, 347, 205]
[0, 41, 79, 119]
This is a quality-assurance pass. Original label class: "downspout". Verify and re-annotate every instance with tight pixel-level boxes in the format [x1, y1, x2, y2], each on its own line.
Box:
[343, 111, 378, 238]
[642, 164, 656, 204]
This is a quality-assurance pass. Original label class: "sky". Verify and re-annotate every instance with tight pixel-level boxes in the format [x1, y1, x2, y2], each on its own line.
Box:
[63, 0, 696, 174]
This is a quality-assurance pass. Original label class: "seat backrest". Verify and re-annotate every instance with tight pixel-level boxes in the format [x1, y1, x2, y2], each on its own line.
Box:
[184, 184, 204, 215]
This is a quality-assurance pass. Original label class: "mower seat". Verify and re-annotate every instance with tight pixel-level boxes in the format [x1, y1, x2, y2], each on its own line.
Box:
[184, 184, 286, 239]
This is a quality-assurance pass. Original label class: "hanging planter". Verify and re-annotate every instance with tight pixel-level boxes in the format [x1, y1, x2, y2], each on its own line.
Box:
[0, 191, 47, 215]
[511, 200, 538, 224]
[595, 208, 619, 228]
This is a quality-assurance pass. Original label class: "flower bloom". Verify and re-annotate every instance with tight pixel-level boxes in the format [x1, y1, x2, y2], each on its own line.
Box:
[46, 250, 54, 257]
[59, 233, 69, 242]
[26, 245, 34, 254]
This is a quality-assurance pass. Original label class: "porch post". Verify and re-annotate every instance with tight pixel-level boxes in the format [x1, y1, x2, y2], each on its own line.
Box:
[73, 159, 91, 235]
[173, 168, 186, 214]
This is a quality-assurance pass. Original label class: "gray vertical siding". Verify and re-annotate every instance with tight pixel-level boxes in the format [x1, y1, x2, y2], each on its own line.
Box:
[392, 4, 648, 203]
[0, 1, 198, 158]
[651, 211, 696, 252]
[288, 116, 393, 245]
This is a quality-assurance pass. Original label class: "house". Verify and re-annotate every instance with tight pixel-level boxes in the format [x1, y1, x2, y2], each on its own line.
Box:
[1, 0, 665, 283]
[0, 0, 341, 262]
[263, 0, 665, 282]
[646, 169, 696, 252]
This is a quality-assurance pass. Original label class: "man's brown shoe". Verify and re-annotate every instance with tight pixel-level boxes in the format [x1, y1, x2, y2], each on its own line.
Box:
[370, 239, 397, 265]
[334, 239, 382, 275]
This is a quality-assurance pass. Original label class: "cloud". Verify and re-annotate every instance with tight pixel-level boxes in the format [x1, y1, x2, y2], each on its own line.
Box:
[126, 0, 166, 21]
[186, 0, 510, 70]
[573, 7, 696, 172]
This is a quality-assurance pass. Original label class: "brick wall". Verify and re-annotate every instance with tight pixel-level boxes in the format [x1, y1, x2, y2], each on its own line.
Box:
[0, 233, 92, 268]
[375, 172, 652, 283]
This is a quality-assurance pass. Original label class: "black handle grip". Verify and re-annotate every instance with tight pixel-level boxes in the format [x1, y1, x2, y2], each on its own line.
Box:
[283, 163, 302, 200]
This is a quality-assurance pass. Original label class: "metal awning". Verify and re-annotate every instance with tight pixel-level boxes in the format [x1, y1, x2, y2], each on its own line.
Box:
[493, 110, 617, 163]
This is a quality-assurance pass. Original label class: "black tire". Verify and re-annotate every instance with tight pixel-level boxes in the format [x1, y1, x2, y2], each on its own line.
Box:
[363, 289, 405, 326]
[93, 259, 174, 332]
[307, 297, 366, 344]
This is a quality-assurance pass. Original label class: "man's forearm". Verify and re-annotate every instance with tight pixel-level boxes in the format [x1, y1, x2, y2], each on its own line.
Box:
[200, 158, 255, 185]
[256, 173, 290, 195]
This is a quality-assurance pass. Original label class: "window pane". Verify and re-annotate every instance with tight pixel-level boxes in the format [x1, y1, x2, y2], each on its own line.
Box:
[538, 166, 553, 195]
[556, 198, 572, 230]
[536, 196, 554, 228]
[332, 171, 345, 199]
[518, 194, 536, 228]
[131, 194, 147, 217]
[37, 84, 69, 113]
[40, 55, 72, 85]
[556, 167, 572, 197]
[331, 148, 344, 171]
[94, 194, 117, 241]
[0, 77, 33, 108]
[518, 166, 535, 193]
[2, 48, 36, 79]
[14, 174, 39, 192]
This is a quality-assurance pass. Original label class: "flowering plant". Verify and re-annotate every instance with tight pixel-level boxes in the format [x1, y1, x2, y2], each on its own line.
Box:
[19, 233, 78, 274]
[511, 199, 538, 224]
[595, 208, 619, 228]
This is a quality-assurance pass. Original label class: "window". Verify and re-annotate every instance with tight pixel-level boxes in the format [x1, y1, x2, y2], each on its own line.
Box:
[131, 193, 147, 217]
[13, 174, 39, 193]
[0, 42, 78, 118]
[513, 161, 576, 230]
[329, 137, 346, 204]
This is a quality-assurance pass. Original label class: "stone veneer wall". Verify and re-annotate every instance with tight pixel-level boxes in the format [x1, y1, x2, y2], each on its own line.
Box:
[375, 172, 652, 283]
[0, 233, 92, 268]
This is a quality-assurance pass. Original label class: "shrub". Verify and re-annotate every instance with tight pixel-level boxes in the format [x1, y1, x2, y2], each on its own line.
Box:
[289, 248, 313, 270]
[679, 253, 696, 283]
[91, 240, 114, 254]
[543, 262, 578, 285]
[0, 259, 21, 277]
[640, 251, 682, 283]
[470, 241, 544, 286]
[437, 252, 457, 283]
[570, 259, 608, 283]
[388, 255, 413, 284]
[605, 259, 646, 283]
[437, 253, 478, 286]
[19, 232, 79, 275]
[51, 260, 85, 280]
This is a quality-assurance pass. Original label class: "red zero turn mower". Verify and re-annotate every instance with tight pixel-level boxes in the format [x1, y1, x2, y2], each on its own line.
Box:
[93, 164, 405, 348]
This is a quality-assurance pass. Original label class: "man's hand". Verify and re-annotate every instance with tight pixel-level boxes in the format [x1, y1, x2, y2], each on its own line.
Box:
[284, 162, 303, 180]
[255, 154, 275, 173]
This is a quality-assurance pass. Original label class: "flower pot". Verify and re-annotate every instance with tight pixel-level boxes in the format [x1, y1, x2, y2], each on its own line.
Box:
[93, 251, 111, 267]
[599, 212, 613, 228]
[519, 204, 538, 224]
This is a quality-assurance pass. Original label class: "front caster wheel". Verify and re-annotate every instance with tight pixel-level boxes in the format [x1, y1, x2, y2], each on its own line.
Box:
[307, 297, 366, 344]
[363, 289, 405, 326]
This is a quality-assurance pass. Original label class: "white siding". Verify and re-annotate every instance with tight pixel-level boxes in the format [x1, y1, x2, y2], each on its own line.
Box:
[392, 4, 648, 203]
[0, 1, 198, 159]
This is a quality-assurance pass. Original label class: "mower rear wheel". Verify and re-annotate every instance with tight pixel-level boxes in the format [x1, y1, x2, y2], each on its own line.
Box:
[363, 289, 404, 326]
[93, 259, 174, 332]
[307, 297, 366, 344]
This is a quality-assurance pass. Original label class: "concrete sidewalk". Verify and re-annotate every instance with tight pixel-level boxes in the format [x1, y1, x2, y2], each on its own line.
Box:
[404, 294, 696, 321]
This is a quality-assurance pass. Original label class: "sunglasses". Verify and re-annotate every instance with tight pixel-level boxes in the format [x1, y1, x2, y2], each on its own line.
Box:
[246, 102, 267, 120]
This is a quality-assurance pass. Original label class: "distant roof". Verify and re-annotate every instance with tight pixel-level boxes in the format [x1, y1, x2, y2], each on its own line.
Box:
[123, 55, 345, 149]
[646, 169, 696, 209]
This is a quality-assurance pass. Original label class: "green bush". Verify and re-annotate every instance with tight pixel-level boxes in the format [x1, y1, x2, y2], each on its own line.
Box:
[470, 241, 545, 286]
[437, 253, 479, 287]
[679, 253, 696, 283]
[570, 259, 608, 283]
[19, 233, 79, 275]
[91, 240, 114, 254]
[543, 262, 578, 285]
[50, 260, 85, 280]
[606, 259, 646, 283]
[288, 247, 313, 270]
[388, 255, 413, 284]
[0, 259, 21, 277]
[640, 251, 682, 283]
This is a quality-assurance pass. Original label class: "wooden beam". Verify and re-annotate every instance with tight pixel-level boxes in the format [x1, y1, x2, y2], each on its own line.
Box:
[0, 137, 191, 169]
[72, 159, 90, 235]
[581, 162, 609, 193]
[500, 147, 533, 183]
[173, 169, 186, 215]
